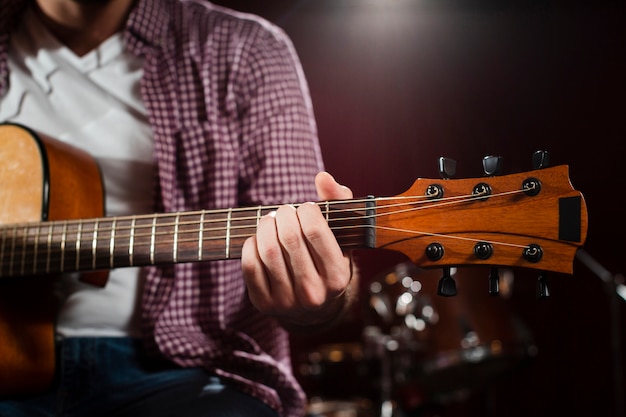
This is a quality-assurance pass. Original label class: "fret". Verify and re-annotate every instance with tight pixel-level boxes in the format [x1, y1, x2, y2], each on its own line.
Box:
[126, 216, 152, 267]
[193, 210, 229, 261]
[109, 218, 116, 268]
[75, 220, 83, 271]
[9, 226, 16, 276]
[46, 223, 53, 274]
[92, 220, 99, 270]
[225, 209, 232, 259]
[150, 216, 157, 265]
[198, 211, 205, 261]
[128, 217, 136, 266]
[325, 201, 330, 222]
[74, 220, 95, 272]
[19, 225, 28, 276]
[60, 222, 68, 272]
[226, 208, 260, 260]
[33, 224, 41, 275]
[173, 213, 180, 263]
[94, 219, 114, 271]
[256, 206, 262, 225]
[171, 212, 203, 263]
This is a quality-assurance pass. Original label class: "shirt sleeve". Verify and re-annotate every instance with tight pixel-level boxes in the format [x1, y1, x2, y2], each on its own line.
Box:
[231, 22, 324, 206]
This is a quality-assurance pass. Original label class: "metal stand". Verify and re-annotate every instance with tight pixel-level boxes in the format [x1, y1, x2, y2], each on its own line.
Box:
[575, 249, 625, 417]
[362, 327, 398, 417]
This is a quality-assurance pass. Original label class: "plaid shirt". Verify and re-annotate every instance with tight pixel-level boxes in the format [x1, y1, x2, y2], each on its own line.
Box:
[0, 1, 324, 415]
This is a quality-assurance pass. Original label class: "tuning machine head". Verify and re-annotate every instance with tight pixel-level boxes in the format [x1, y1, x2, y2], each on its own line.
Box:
[437, 267, 457, 297]
[489, 267, 500, 296]
[438, 157, 457, 180]
[532, 150, 550, 169]
[482, 155, 503, 176]
[537, 273, 550, 299]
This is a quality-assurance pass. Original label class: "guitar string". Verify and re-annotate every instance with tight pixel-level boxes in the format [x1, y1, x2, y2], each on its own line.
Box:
[0, 187, 526, 248]
[0, 186, 527, 239]
[1, 187, 539, 271]
[2, 187, 533, 258]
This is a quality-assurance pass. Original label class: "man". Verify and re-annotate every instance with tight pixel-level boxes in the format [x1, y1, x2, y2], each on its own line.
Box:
[0, 0, 355, 416]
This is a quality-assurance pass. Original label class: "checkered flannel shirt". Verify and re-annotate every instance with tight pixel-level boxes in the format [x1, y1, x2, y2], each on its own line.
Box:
[0, 1, 324, 415]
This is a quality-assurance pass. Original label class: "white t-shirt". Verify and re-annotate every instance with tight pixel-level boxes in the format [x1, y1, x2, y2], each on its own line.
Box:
[0, 8, 155, 337]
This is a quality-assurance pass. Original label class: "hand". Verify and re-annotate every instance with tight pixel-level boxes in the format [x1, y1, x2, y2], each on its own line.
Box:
[241, 172, 355, 328]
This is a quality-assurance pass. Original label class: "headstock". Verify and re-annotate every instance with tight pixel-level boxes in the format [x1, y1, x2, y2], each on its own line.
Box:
[374, 153, 588, 297]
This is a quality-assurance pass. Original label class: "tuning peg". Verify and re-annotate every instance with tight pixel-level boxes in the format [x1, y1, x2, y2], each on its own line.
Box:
[536, 273, 550, 298]
[488, 267, 500, 296]
[532, 150, 550, 169]
[482, 155, 503, 176]
[437, 267, 457, 297]
[438, 157, 457, 179]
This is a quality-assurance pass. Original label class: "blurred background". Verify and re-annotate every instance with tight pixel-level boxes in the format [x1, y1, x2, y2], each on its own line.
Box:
[215, 1, 625, 416]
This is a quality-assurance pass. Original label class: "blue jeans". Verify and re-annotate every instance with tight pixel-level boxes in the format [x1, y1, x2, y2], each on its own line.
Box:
[0, 337, 279, 417]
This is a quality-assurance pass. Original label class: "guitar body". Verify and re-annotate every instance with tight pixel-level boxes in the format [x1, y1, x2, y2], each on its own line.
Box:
[0, 123, 104, 395]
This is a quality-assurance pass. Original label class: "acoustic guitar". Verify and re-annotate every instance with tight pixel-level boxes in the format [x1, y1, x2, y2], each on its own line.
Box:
[0, 122, 588, 395]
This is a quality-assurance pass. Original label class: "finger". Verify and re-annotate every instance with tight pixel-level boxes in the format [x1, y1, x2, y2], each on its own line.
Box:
[297, 202, 351, 297]
[241, 236, 273, 312]
[274, 204, 327, 310]
[252, 211, 296, 312]
[315, 171, 353, 201]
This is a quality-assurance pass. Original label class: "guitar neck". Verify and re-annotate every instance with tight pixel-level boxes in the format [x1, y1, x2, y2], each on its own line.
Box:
[0, 200, 375, 278]
[0, 165, 589, 279]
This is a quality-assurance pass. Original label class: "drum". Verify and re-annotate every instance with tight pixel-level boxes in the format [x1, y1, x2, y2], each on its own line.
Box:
[367, 263, 535, 403]
[292, 257, 535, 415]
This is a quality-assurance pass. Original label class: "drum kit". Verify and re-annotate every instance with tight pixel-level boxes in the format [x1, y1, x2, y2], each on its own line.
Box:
[293, 261, 536, 417]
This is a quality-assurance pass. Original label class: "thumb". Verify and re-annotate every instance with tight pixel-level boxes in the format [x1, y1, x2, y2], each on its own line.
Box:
[315, 171, 353, 201]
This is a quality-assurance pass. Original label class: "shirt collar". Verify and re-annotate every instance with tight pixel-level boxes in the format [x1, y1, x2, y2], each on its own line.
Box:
[124, 0, 172, 58]
[0, 0, 171, 96]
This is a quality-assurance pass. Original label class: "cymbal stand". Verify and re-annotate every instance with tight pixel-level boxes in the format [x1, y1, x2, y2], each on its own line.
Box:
[575, 249, 624, 417]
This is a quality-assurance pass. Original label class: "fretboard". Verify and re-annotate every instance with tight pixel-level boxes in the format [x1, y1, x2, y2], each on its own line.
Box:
[0, 199, 375, 278]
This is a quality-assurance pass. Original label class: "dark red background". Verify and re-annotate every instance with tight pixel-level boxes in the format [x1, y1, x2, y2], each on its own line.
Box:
[215, 1, 625, 416]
